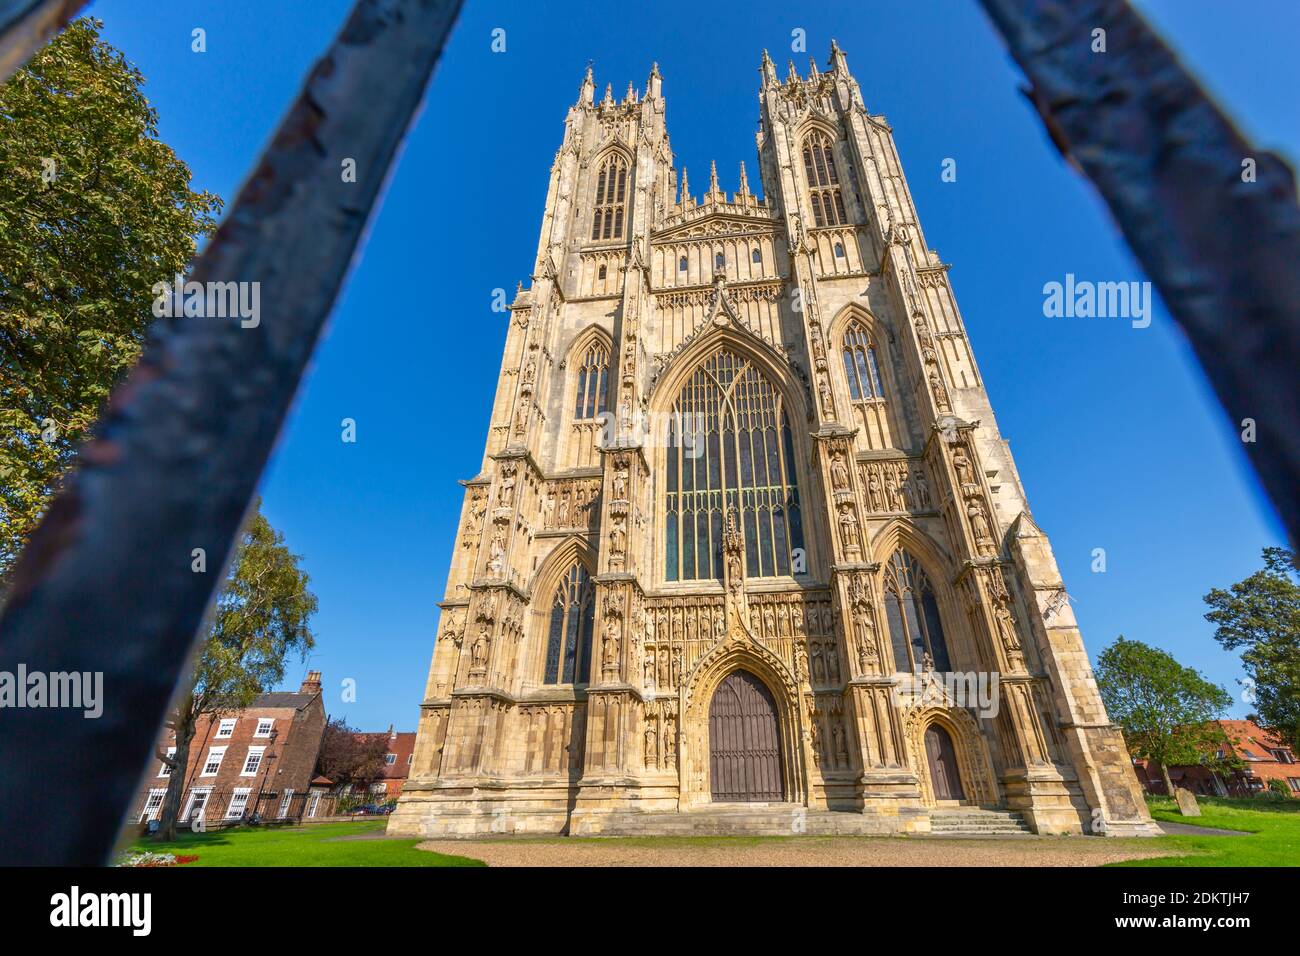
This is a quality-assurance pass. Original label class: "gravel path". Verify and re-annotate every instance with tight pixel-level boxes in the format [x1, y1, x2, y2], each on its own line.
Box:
[418, 835, 1180, 867]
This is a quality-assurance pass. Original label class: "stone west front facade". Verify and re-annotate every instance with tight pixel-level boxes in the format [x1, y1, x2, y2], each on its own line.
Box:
[389, 46, 1159, 838]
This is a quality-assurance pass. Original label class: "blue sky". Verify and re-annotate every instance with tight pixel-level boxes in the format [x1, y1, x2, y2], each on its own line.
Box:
[86, 1, 1292, 730]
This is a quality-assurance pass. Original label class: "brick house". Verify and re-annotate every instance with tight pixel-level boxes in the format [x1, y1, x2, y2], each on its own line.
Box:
[134, 672, 329, 827]
[345, 725, 416, 801]
[1135, 718, 1300, 798]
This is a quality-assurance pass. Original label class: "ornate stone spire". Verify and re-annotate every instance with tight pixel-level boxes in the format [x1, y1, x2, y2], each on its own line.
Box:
[737, 161, 751, 203]
[787, 59, 799, 84]
[705, 160, 726, 205]
[829, 38, 849, 75]
[760, 48, 777, 88]
[578, 62, 594, 106]
[646, 61, 662, 99]
[601, 82, 614, 107]
[679, 167, 691, 207]
[625, 80, 637, 104]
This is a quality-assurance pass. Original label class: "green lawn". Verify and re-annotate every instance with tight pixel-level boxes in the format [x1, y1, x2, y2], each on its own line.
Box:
[1109, 796, 1300, 867]
[125, 821, 485, 867]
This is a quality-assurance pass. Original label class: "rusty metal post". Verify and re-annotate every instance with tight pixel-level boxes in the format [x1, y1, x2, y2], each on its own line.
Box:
[977, 0, 1300, 546]
[0, 0, 462, 864]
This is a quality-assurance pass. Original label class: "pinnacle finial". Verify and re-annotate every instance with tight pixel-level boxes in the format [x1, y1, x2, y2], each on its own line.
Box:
[738, 160, 750, 194]
[679, 167, 690, 204]
[709, 159, 719, 193]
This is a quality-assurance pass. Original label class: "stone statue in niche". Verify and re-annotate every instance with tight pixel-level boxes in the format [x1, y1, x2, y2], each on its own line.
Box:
[470, 626, 490, 677]
[830, 449, 849, 491]
[612, 454, 629, 500]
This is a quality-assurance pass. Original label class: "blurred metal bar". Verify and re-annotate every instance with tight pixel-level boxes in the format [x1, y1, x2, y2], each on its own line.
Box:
[0, 0, 87, 83]
[978, 0, 1300, 545]
[0, 0, 463, 864]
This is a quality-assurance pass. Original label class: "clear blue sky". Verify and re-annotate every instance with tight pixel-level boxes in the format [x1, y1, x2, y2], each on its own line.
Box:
[86, 1, 1292, 730]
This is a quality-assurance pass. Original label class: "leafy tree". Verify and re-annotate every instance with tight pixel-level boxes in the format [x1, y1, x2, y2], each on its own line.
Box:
[0, 17, 222, 581]
[1096, 635, 1234, 797]
[1204, 547, 1300, 752]
[155, 504, 317, 840]
[315, 718, 391, 791]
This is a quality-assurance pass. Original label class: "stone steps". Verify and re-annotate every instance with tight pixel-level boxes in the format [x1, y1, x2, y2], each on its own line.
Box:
[570, 804, 925, 837]
[927, 807, 1033, 836]
[561, 804, 1035, 838]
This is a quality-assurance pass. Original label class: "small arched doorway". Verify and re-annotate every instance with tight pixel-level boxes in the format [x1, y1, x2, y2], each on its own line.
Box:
[709, 670, 784, 802]
[924, 724, 965, 802]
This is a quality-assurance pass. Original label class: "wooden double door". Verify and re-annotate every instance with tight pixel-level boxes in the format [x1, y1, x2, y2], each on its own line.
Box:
[709, 670, 784, 802]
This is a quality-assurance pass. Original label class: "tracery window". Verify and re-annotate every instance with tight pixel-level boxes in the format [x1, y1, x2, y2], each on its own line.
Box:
[590, 154, 628, 240]
[573, 342, 609, 420]
[842, 324, 885, 401]
[882, 550, 952, 672]
[543, 564, 595, 684]
[664, 348, 805, 581]
[802, 131, 848, 227]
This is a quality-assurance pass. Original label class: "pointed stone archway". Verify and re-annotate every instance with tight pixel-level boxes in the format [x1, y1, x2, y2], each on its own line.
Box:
[678, 633, 806, 809]
[903, 705, 999, 808]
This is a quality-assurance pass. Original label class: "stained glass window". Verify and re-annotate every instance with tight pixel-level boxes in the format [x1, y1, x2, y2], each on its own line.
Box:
[802, 132, 848, 227]
[543, 564, 595, 684]
[842, 324, 885, 401]
[883, 549, 952, 672]
[590, 154, 628, 240]
[573, 343, 609, 420]
[664, 348, 805, 581]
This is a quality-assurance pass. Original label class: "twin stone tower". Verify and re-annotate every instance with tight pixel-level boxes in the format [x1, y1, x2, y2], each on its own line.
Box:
[387, 45, 1160, 839]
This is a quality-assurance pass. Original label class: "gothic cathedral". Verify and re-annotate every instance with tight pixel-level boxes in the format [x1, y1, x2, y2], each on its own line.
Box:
[388, 45, 1160, 838]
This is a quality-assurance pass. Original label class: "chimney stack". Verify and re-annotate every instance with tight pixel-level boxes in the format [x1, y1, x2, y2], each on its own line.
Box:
[300, 670, 322, 695]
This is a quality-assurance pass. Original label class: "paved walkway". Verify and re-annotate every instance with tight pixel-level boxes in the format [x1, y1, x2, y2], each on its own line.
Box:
[418, 835, 1180, 867]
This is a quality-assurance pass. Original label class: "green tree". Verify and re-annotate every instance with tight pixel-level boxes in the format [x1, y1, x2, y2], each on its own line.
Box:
[1095, 636, 1233, 797]
[1204, 547, 1300, 752]
[0, 17, 222, 581]
[315, 717, 391, 792]
[155, 504, 317, 841]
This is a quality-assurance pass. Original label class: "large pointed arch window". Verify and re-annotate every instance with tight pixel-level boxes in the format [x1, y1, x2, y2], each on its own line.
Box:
[573, 341, 609, 420]
[590, 154, 628, 240]
[802, 131, 848, 227]
[543, 564, 595, 684]
[882, 550, 952, 672]
[664, 348, 805, 581]
[842, 323, 885, 400]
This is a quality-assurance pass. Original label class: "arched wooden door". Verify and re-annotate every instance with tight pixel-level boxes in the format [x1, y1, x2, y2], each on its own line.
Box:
[924, 724, 965, 802]
[709, 670, 784, 802]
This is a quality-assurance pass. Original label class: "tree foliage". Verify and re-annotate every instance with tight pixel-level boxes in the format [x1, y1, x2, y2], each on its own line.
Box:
[315, 718, 391, 790]
[155, 504, 316, 839]
[0, 18, 222, 580]
[1096, 635, 1233, 794]
[1204, 547, 1300, 752]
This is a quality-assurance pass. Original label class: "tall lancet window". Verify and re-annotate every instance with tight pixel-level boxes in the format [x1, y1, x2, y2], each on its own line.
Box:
[842, 324, 885, 400]
[590, 154, 628, 240]
[664, 347, 805, 581]
[543, 564, 595, 684]
[573, 342, 609, 420]
[802, 131, 848, 227]
[882, 550, 952, 672]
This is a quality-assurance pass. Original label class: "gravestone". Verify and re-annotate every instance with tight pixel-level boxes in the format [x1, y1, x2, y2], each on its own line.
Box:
[1174, 787, 1201, 817]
